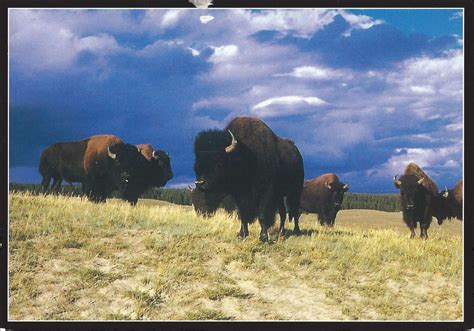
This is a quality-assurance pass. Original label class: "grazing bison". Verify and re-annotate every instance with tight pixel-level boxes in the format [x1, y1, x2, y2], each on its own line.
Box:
[393, 163, 438, 239]
[194, 116, 297, 242]
[299, 173, 349, 227]
[433, 179, 463, 224]
[119, 144, 173, 205]
[39, 135, 148, 203]
[275, 138, 304, 235]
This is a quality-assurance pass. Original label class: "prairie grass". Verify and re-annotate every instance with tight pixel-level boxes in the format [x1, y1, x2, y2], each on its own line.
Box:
[8, 191, 462, 320]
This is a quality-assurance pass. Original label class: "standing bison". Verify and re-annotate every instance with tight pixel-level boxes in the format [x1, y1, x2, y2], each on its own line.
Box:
[299, 173, 349, 227]
[275, 138, 304, 235]
[194, 116, 301, 242]
[39, 135, 148, 203]
[393, 163, 438, 239]
[433, 179, 463, 224]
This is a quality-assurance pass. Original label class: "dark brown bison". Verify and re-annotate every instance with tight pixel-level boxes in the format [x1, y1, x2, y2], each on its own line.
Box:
[299, 173, 349, 227]
[192, 137, 303, 238]
[275, 138, 304, 235]
[194, 116, 300, 242]
[433, 179, 463, 224]
[39, 135, 148, 203]
[118, 143, 173, 205]
[393, 163, 438, 239]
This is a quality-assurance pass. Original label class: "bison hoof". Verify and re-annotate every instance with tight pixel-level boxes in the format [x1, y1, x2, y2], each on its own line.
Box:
[293, 227, 301, 235]
[259, 233, 269, 242]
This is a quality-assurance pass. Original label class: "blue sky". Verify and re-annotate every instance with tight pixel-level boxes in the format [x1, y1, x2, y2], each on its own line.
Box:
[8, 8, 463, 193]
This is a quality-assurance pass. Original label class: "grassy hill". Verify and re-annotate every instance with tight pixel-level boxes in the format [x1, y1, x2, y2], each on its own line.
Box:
[8, 192, 462, 321]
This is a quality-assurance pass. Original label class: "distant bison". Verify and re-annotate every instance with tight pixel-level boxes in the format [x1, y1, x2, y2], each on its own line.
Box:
[433, 179, 463, 224]
[119, 144, 173, 205]
[275, 138, 304, 235]
[299, 173, 349, 227]
[194, 116, 301, 242]
[393, 163, 438, 239]
[39, 135, 148, 203]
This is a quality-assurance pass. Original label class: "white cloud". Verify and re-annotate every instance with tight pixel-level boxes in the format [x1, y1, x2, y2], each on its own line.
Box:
[275, 65, 350, 80]
[251, 95, 327, 118]
[200, 15, 214, 24]
[339, 10, 384, 36]
[253, 95, 327, 110]
[209, 44, 238, 63]
[372, 142, 462, 178]
[161, 10, 183, 28]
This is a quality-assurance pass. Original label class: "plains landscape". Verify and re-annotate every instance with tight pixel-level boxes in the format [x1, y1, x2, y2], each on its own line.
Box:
[9, 191, 462, 321]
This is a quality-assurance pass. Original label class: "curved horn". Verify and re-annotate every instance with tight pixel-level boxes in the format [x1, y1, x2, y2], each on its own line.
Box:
[393, 175, 401, 186]
[107, 146, 117, 160]
[342, 183, 349, 191]
[325, 181, 332, 190]
[225, 130, 238, 153]
[152, 150, 159, 160]
[417, 177, 425, 185]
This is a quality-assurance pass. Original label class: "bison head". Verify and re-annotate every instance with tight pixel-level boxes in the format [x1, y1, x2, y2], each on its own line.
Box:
[150, 150, 173, 187]
[431, 190, 454, 225]
[107, 143, 149, 198]
[193, 129, 241, 192]
[325, 181, 349, 209]
[393, 174, 425, 211]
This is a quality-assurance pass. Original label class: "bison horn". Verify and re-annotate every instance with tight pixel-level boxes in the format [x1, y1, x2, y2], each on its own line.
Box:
[342, 183, 349, 191]
[417, 177, 425, 185]
[107, 146, 117, 160]
[152, 150, 159, 160]
[225, 130, 238, 153]
[325, 181, 332, 190]
[443, 186, 449, 198]
[393, 175, 401, 187]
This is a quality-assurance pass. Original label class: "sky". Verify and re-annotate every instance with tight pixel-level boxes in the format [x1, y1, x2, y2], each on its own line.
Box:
[8, 8, 463, 193]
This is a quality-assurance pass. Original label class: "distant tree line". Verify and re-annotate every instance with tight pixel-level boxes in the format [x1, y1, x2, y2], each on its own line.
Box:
[9, 183, 401, 212]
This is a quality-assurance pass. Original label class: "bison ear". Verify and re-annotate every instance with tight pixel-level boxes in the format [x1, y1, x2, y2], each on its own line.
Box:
[393, 175, 401, 189]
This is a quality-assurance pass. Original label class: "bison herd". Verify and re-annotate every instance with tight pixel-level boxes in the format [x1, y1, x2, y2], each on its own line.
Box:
[39, 117, 463, 241]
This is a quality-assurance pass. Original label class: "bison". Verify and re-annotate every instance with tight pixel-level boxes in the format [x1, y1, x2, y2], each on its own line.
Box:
[194, 116, 301, 242]
[119, 143, 173, 205]
[433, 179, 463, 224]
[39, 135, 148, 203]
[275, 138, 304, 235]
[299, 173, 349, 227]
[393, 162, 438, 239]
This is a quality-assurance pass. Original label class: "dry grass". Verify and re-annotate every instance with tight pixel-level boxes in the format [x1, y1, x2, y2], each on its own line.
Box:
[8, 191, 463, 321]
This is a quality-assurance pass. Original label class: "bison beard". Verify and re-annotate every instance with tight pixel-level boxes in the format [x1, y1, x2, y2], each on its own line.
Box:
[194, 117, 283, 242]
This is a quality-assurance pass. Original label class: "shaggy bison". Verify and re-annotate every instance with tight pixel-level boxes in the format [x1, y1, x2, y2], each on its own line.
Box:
[299, 173, 349, 227]
[39, 135, 148, 203]
[194, 116, 301, 242]
[393, 163, 438, 239]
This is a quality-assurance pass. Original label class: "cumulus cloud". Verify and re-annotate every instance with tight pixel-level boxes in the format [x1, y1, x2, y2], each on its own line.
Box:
[209, 44, 238, 63]
[251, 96, 327, 119]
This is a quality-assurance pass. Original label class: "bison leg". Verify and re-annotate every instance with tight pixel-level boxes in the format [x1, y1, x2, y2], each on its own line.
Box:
[41, 175, 52, 194]
[286, 194, 301, 235]
[257, 190, 277, 242]
[277, 197, 287, 236]
[419, 224, 429, 240]
[238, 222, 249, 239]
[51, 176, 63, 194]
